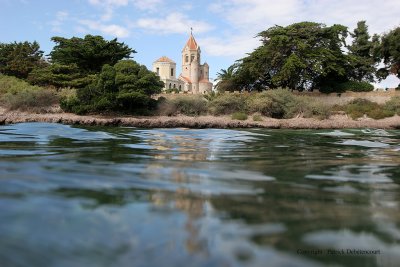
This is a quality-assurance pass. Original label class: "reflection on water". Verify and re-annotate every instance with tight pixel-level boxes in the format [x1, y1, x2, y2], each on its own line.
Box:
[0, 123, 400, 267]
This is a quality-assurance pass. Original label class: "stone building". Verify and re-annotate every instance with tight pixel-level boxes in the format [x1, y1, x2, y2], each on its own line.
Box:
[152, 56, 184, 91]
[152, 33, 212, 94]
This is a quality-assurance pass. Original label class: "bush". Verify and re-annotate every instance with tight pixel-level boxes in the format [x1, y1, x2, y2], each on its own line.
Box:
[209, 93, 247, 115]
[157, 96, 208, 116]
[384, 96, 400, 115]
[232, 112, 248, 120]
[298, 97, 331, 119]
[320, 81, 374, 93]
[0, 74, 58, 112]
[2, 88, 58, 112]
[252, 114, 263, 121]
[344, 98, 394, 119]
[64, 60, 163, 115]
[246, 89, 301, 119]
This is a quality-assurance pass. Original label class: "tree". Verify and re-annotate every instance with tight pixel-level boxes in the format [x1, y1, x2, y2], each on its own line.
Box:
[63, 60, 163, 114]
[28, 63, 95, 88]
[0, 41, 45, 79]
[347, 21, 378, 82]
[49, 35, 135, 74]
[235, 22, 351, 91]
[215, 65, 238, 92]
[379, 27, 400, 84]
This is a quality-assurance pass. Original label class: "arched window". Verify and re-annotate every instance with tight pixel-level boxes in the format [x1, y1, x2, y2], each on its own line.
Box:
[173, 84, 176, 89]
[185, 55, 188, 63]
[179, 85, 182, 90]
[191, 54, 195, 62]
[170, 68, 174, 77]
[169, 83, 172, 89]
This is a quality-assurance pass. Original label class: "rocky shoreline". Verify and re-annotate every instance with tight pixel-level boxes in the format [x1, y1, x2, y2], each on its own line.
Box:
[1, 108, 400, 129]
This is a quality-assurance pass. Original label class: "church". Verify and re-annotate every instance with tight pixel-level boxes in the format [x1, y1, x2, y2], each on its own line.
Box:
[152, 33, 213, 94]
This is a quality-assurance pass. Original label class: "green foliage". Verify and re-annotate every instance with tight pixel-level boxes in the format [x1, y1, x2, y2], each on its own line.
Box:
[63, 60, 163, 114]
[50, 35, 135, 74]
[379, 27, 400, 83]
[0, 41, 45, 79]
[28, 63, 95, 88]
[231, 112, 248, 120]
[384, 96, 400, 115]
[0, 74, 58, 112]
[347, 21, 379, 82]
[234, 22, 350, 91]
[247, 89, 299, 118]
[208, 93, 247, 115]
[252, 114, 263, 121]
[165, 88, 180, 94]
[173, 96, 208, 116]
[215, 65, 240, 92]
[157, 96, 208, 116]
[320, 81, 374, 93]
[245, 89, 331, 119]
[344, 98, 394, 119]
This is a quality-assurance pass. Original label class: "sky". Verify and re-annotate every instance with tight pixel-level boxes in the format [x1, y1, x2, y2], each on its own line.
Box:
[1, 0, 399, 88]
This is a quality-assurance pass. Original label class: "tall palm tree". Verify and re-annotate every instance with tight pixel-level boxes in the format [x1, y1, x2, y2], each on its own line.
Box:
[215, 65, 237, 92]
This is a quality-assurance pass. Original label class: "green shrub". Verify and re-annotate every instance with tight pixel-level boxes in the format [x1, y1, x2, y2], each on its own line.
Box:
[165, 88, 180, 94]
[245, 93, 274, 115]
[299, 97, 331, 119]
[252, 114, 263, 121]
[320, 81, 374, 93]
[384, 96, 400, 115]
[2, 88, 58, 111]
[175, 96, 208, 116]
[232, 112, 248, 120]
[246, 89, 301, 118]
[60, 95, 80, 112]
[0, 74, 58, 112]
[157, 96, 208, 116]
[344, 98, 394, 119]
[209, 93, 247, 115]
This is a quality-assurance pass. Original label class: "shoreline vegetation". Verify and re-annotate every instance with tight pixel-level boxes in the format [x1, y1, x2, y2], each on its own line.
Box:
[1, 21, 399, 129]
[1, 109, 400, 129]
[1, 74, 400, 129]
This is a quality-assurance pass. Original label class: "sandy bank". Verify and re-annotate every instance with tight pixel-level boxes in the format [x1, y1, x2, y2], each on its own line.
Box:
[1, 108, 400, 129]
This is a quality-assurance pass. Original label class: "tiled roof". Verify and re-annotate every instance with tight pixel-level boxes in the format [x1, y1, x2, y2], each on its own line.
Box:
[179, 75, 192, 83]
[155, 56, 175, 63]
[184, 34, 198, 50]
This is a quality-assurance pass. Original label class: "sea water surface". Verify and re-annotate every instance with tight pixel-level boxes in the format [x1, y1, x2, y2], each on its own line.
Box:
[1, 123, 400, 267]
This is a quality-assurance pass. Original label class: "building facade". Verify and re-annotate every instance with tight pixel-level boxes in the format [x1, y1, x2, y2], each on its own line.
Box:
[152, 56, 184, 91]
[152, 33, 212, 94]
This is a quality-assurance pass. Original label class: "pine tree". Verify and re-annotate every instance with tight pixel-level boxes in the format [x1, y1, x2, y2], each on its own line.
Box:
[348, 21, 377, 82]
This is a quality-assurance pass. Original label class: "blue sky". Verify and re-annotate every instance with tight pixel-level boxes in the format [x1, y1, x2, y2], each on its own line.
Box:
[1, 0, 400, 87]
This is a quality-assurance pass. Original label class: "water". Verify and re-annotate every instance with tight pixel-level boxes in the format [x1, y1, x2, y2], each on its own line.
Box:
[1, 123, 400, 267]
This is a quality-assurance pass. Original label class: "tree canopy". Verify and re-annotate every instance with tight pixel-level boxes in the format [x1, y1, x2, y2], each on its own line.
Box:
[49, 35, 135, 74]
[218, 21, 380, 93]
[0, 41, 45, 79]
[62, 60, 163, 114]
[379, 27, 400, 84]
[347, 21, 379, 82]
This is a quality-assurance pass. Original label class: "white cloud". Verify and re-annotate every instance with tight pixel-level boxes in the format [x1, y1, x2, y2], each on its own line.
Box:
[135, 12, 213, 34]
[133, 0, 162, 11]
[78, 19, 130, 38]
[199, 35, 260, 57]
[206, 0, 400, 56]
[88, 0, 162, 21]
[50, 11, 69, 33]
[210, 0, 400, 35]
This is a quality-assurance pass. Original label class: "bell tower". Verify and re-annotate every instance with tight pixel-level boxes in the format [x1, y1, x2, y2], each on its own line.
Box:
[181, 31, 200, 81]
